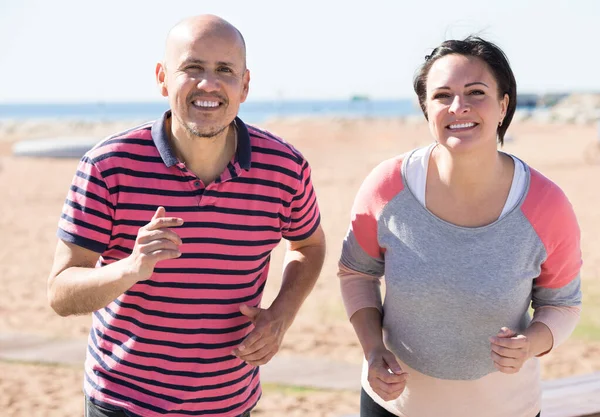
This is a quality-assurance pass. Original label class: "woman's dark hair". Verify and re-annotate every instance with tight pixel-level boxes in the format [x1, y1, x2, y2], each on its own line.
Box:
[413, 36, 517, 145]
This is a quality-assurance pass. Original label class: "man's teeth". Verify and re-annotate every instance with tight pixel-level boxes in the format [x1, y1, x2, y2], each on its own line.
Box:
[448, 122, 476, 129]
[194, 100, 219, 108]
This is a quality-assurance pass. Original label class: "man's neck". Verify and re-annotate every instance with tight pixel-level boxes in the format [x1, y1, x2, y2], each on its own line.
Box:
[168, 120, 238, 185]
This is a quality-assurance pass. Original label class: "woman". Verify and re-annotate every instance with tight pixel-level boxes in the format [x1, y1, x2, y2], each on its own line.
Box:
[338, 36, 582, 417]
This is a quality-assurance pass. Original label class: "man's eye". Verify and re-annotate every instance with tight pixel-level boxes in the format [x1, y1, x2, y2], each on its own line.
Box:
[218, 67, 233, 73]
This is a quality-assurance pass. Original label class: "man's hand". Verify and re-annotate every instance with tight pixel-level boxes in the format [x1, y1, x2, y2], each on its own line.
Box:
[232, 304, 289, 366]
[48, 206, 184, 316]
[124, 206, 184, 281]
[490, 327, 531, 374]
[366, 346, 409, 401]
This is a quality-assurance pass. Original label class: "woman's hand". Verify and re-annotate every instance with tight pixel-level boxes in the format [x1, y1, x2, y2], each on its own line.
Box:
[489, 327, 531, 374]
[366, 346, 409, 401]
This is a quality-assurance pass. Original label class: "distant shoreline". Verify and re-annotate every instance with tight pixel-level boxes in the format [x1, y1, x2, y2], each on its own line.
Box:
[0, 108, 597, 146]
[0, 98, 544, 125]
[2, 93, 600, 145]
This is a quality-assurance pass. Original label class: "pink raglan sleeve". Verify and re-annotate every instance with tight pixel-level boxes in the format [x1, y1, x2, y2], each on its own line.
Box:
[522, 169, 583, 351]
[338, 156, 405, 319]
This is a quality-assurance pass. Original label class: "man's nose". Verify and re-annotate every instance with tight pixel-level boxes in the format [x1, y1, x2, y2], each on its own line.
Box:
[196, 74, 220, 92]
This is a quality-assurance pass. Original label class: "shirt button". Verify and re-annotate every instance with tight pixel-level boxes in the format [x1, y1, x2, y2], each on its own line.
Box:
[194, 181, 201, 187]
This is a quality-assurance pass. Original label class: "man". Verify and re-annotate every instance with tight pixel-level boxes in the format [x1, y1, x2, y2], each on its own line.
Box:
[48, 15, 325, 417]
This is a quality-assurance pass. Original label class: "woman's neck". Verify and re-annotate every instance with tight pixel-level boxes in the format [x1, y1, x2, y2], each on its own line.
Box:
[429, 143, 509, 201]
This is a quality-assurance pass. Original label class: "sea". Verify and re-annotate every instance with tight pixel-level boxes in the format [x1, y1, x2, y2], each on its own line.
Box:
[0, 100, 421, 125]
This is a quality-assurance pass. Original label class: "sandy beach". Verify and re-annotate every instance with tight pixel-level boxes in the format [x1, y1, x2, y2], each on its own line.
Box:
[1, 116, 599, 416]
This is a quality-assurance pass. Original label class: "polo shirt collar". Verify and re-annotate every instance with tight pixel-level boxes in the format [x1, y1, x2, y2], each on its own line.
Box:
[151, 110, 251, 170]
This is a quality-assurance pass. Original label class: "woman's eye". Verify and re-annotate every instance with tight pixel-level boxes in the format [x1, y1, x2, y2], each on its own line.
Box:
[433, 93, 450, 99]
[469, 90, 485, 95]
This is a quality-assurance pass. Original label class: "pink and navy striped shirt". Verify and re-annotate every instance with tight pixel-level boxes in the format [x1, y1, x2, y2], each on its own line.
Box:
[57, 111, 321, 417]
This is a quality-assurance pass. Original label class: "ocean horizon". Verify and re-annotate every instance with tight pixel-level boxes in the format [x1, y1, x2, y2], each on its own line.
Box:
[0, 99, 424, 125]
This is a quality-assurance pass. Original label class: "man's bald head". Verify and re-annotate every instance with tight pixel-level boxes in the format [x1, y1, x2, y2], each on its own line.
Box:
[156, 14, 251, 141]
[164, 15, 246, 69]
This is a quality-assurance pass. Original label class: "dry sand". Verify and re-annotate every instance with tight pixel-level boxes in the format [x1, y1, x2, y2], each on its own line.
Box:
[1, 117, 599, 416]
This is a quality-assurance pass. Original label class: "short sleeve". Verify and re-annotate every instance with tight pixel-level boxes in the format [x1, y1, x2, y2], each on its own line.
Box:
[282, 160, 321, 241]
[57, 155, 115, 253]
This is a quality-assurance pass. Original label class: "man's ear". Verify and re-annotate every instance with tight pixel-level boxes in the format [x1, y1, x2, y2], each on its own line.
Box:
[156, 62, 168, 97]
[240, 69, 250, 103]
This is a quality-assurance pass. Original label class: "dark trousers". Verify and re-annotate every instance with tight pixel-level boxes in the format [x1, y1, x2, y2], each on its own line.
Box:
[85, 397, 251, 417]
[360, 388, 541, 417]
[85, 398, 128, 417]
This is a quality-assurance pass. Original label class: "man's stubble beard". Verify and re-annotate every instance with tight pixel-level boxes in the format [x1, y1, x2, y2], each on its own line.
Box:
[185, 123, 228, 139]
[176, 113, 229, 139]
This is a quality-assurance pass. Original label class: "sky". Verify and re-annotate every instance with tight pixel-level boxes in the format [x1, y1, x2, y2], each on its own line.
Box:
[1, 0, 599, 103]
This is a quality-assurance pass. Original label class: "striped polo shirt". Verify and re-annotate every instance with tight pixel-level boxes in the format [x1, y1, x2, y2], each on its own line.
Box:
[57, 111, 321, 417]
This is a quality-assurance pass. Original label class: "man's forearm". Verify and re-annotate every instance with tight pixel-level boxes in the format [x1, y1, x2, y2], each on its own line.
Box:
[48, 259, 139, 317]
[268, 241, 326, 327]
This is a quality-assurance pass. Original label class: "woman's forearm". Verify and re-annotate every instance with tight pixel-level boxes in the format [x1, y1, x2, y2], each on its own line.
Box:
[350, 307, 387, 357]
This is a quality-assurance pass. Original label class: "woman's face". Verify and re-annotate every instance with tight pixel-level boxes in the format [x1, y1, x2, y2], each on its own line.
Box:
[425, 54, 508, 153]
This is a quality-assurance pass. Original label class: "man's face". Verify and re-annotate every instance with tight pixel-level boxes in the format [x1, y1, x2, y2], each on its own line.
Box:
[157, 27, 249, 139]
